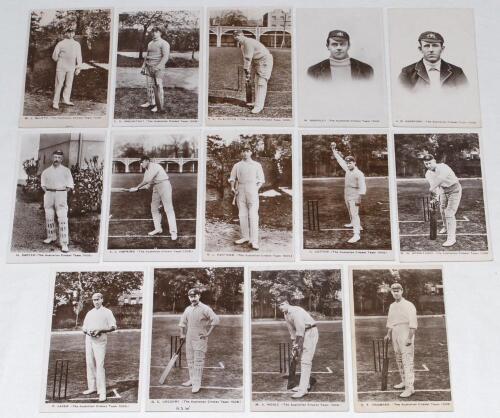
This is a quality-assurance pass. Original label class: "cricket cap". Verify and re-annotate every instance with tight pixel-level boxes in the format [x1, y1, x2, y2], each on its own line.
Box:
[276, 296, 289, 304]
[188, 288, 201, 296]
[390, 282, 403, 290]
[241, 144, 252, 151]
[53, 150, 64, 156]
[64, 27, 76, 33]
[422, 154, 435, 161]
[327, 30, 350, 42]
[345, 155, 356, 163]
[139, 155, 151, 162]
[418, 31, 444, 44]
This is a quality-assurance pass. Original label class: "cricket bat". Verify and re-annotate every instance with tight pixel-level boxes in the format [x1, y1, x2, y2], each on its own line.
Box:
[429, 197, 438, 240]
[159, 338, 185, 384]
[245, 79, 253, 106]
[286, 350, 298, 390]
[381, 339, 389, 391]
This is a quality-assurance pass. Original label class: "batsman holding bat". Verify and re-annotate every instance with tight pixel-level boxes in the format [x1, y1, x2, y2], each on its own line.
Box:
[384, 283, 417, 398]
[129, 155, 177, 240]
[139, 26, 170, 113]
[330, 142, 367, 243]
[178, 288, 220, 393]
[278, 297, 319, 399]
[233, 30, 274, 114]
[422, 154, 462, 247]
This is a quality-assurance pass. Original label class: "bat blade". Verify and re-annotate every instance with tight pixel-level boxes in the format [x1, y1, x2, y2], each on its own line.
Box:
[287, 354, 298, 390]
[246, 80, 253, 106]
[158, 354, 178, 384]
[381, 358, 389, 390]
[429, 199, 438, 240]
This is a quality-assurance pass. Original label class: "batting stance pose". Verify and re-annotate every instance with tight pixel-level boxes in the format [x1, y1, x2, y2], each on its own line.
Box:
[384, 283, 417, 398]
[139, 27, 170, 113]
[233, 30, 274, 114]
[129, 156, 177, 240]
[82, 293, 117, 402]
[278, 297, 319, 399]
[330, 143, 367, 243]
[52, 28, 82, 110]
[41, 150, 74, 253]
[229, 146, 265, 250]
[423, 154, 462, 247]
[178, 288, 220, 393]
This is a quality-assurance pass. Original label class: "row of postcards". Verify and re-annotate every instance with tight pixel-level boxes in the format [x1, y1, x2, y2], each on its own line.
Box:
[41, 264, 452, 413]
[8, 129, 492, 264]
[20, 7, 481, 129]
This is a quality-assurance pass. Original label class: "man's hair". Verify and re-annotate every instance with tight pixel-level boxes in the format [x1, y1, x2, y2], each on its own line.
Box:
[422, 154, 435, 162]
[151, 26, 163, 34]
[345, 156, 356, 163]
[233, 30, 245, 37]
[140, 155, 151, 162]
[64, 27, 76, 34]
[92, 293, 103, 300]
[326, 30, 350, 47]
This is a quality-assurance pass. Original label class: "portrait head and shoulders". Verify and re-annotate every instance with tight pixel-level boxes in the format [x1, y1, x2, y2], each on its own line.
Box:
[307, 30, 374, 82]
[399, 31, 468, 90]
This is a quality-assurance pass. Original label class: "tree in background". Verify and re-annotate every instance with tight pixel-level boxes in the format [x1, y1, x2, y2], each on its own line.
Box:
[395, 133, 480, 178]
[218, 10, 249, 26]
[53, 271, 143, 328]
[352, 269, 444, 316]
[251, 270, 342, 320]
[154, 268, 244, 314]
[119, 10, 199, 59]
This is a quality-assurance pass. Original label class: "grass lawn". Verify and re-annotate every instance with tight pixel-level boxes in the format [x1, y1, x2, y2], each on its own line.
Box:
[149, 315, 243, 400]
[107, 173, 197, 250]
[252, 321, 345, 403]
[113, 88, 198, 120]
[303, 177, 392, 250]
[397, 178, 488, 252]
[11, 187, 101, 253]
[208, 47, 292, 119]
[45, 330, 141, 403]
[204, 187, 293, 254]
[24, 67, 108, 117]
[354, 316, 451, 402]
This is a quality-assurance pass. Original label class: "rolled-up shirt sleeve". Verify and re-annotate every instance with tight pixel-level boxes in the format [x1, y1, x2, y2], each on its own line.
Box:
[229, 163, 238, 183]
[334, 151, 349, 172]
[256, 163, 265, 185]
[107, 309, 117, 329]
[205, 306, 220, 326]
[178, 310, 188, 328]
[409, 303, 418, 329]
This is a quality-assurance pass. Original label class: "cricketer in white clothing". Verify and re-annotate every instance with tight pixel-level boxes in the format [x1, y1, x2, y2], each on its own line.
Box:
[52, 28, 82, 109]
[82, 293, 117, 402]
[129, 156, 178, 240]
[331, 143, 367, 243]
[178, 288, 220, 393]
[229, 146, 265, 250]
[385, 283, 417, 398]
[40, 150, 74, 253]
[233, 30, 274, 114]
[278, 298, 319, 399]
[139, 27, 170, 113]
[423, 154, 462, 247]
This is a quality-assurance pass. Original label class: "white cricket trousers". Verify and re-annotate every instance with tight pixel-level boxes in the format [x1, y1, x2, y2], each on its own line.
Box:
[151, 181, 177, 235]
[298, 327, 319, 392]
[85, 335, 107, 396]
[53, 70, 75, 105]
[392, 324, 415, 390]
[236, 182, 259, 244]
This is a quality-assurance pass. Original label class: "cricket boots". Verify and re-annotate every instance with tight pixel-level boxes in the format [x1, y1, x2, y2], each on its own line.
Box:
[442, 217, 456, 247]
[393, 382, 405, 389]
[399, 387, 415, 398]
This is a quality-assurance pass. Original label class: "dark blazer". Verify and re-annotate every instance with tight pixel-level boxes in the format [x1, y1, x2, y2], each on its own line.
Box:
[307, 58, 374, 81]
[399, 59, 468, 89]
